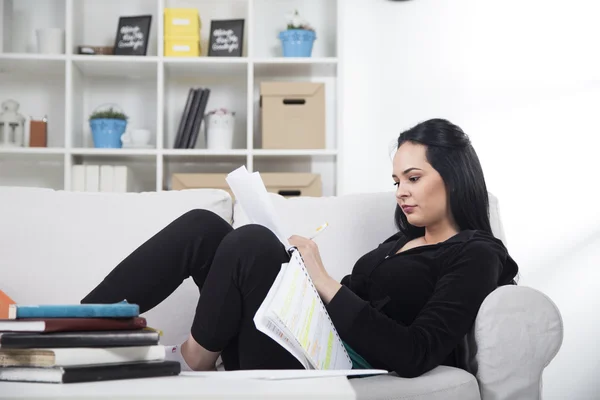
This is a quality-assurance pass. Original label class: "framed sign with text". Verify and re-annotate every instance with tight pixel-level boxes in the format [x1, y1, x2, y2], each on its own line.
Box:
[208, 19, 244, 57]
[114, 15, 152, 56]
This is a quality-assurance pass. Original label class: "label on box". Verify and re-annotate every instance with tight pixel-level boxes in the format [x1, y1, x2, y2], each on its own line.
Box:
[172, 18, 190, 26]
[173, 45, 191, 51]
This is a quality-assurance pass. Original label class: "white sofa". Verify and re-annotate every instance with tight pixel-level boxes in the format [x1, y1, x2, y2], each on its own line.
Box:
[0, 186, 563, 400]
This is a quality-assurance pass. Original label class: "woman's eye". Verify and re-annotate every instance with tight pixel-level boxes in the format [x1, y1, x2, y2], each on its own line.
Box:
[393, 182, 399, 187]
[409, 176, 420, 182]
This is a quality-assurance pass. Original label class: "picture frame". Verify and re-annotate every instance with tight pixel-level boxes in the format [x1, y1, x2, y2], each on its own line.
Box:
[114, 15, 152, 56]
[208, 19, 245, 57]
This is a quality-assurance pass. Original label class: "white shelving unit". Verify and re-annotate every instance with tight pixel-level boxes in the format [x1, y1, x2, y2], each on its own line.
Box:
[0, 0, 342, 196]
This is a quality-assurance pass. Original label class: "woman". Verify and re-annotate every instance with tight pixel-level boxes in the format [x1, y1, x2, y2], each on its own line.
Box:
[82, 118, 518, 378]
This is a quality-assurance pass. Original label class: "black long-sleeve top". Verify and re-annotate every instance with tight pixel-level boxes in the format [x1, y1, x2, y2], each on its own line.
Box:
[325, 229, 519, 378]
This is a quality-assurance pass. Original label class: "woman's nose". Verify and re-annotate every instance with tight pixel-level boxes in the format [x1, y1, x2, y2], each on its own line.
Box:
[395, 182, 409, 198]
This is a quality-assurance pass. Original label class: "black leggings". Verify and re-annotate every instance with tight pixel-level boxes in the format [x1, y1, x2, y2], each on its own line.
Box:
[81, 209, 304, 371]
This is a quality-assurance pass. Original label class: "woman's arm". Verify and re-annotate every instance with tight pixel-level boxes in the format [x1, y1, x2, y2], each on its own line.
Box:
[325, 241, 502, 378]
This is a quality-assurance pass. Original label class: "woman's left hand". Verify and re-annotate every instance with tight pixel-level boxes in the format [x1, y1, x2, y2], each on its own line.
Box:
[288, 235, 342, 303]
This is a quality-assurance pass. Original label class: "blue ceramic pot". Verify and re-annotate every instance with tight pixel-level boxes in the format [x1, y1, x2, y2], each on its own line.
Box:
[278, 29, 316, 57]
[90, 118, 127, 148]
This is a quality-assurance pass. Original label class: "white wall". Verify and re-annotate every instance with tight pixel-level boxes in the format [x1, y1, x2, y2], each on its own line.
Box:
[339, 0, 600, 398]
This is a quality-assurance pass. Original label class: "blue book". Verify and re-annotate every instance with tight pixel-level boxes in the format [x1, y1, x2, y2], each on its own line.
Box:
[7, 301, 139, 319]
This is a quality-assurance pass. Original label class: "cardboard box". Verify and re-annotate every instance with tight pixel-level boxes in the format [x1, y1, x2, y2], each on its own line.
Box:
[171, 172, 322, 198]
[260, 82, 325, 149]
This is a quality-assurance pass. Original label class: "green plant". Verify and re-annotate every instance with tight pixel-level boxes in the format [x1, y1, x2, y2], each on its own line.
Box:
[285, 10, 314, 31]
[88, 107, 128, 121]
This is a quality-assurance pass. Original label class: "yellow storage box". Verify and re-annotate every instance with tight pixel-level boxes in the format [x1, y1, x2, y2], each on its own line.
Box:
[165, 37, 201, 57]
[164, 8, 201, 37]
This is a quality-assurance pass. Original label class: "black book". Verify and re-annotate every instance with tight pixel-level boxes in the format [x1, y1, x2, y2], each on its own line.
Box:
[189, 88, 211, 149]
[0, 330, 160, 349]
[173, 88, 195, 149]
[0, 360, 181, 383]
[185, 88, 205, 149]
[179, 88, 202, 149]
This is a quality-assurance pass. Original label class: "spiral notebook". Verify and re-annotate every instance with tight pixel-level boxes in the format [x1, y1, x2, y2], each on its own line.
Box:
[226, 166, 352, 370]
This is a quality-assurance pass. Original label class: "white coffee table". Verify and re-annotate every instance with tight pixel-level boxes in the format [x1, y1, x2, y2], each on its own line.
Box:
[0, 375, 356, 399]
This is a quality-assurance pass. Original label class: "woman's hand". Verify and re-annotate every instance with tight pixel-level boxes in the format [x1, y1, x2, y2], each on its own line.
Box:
[288, 235, 342, 304]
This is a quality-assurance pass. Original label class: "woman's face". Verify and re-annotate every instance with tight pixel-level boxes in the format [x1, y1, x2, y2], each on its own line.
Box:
[392, 141, 452, 229]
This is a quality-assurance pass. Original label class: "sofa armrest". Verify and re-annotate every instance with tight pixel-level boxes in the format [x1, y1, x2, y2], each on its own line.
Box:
[473, 285, 563, 400]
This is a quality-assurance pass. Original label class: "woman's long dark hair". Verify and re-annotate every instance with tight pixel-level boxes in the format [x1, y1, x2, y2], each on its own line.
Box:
[394, 118, 493, 239]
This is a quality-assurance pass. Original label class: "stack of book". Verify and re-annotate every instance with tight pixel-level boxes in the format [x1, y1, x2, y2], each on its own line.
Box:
[173, 87, 211, 149]
[71, 164, 135, 193]
[0, 299, 180, 383]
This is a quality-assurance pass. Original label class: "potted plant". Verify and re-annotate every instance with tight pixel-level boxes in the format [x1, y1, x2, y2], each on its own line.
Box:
[278, 10, 316, 57]
[88, 105, 128, 148]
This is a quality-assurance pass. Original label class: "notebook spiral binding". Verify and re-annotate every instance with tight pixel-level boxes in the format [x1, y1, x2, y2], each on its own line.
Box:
[287, 247, 352, 367]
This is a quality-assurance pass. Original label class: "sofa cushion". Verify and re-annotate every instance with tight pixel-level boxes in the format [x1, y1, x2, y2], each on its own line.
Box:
[233, 191, 398, 281]
[0, 187, 232, 345]
[233, 191, 506, 281]
[350, 366, 480, 400]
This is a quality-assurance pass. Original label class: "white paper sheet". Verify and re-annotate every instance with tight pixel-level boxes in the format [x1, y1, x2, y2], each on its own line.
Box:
[180, 369, 389, 380]
[226, 166, 291, 248]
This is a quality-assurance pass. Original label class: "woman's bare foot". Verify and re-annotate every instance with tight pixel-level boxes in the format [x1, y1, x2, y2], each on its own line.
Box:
[180, 334, 221, 371]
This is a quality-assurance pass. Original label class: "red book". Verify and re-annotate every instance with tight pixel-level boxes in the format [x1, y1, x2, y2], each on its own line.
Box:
[0, 317, 147, 333]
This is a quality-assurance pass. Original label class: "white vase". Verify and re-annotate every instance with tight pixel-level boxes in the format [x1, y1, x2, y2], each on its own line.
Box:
[206, 113, 235, 150]
[36, 28, 65, 54]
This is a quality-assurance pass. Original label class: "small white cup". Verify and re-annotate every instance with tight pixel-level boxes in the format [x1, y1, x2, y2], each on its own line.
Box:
[122, 129, 152, 147]
[36, 28, 65, 54]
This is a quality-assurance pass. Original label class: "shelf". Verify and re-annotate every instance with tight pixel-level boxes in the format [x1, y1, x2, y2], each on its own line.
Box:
[163, 149, 248, 157]
[164, 57, 248, 78]
[0, 54, 336, 77]
[70, 148, 158, 156]
[1, 0, 341, 196]
[253, 58, 338, 65]
[72, 55, 158, 79]
[0, 147, 65, 162]
[253, 58, 338, 78]
[252, 149, 338, 157]
[0, 53, 65, 75]
[72, 0, 159, 56]
[253, 0, 337, 58]
[0, 147, 65, 155]
[163, 150, 247, 167]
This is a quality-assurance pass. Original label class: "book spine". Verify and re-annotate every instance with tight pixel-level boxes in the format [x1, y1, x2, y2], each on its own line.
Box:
[9, 303, 139, 319]
[0, 331, 160, 349]
[61, 360, 180, 384]
[43, 317, 147, 332]
[0, 360, 180, 383]
[53, 345, 165, 367]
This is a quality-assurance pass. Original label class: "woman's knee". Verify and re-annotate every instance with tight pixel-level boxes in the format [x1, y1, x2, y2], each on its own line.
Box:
[225, 224, 283, 252]
[174, 209, 232, 239]
[217, 224, 288, 290]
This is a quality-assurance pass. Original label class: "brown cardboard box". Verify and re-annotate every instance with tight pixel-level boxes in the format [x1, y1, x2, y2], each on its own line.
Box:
[172, 172, 322, 198]
[260, 82, 325, 149]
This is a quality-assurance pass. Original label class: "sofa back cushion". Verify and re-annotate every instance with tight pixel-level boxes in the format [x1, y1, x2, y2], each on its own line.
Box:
[0, 187, 232, 345]
[233, 190, 506, 281]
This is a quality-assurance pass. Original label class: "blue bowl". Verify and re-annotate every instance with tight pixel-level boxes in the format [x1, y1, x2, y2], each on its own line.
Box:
[90, 118, 127, 148]
[279, 29, 316, 57]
